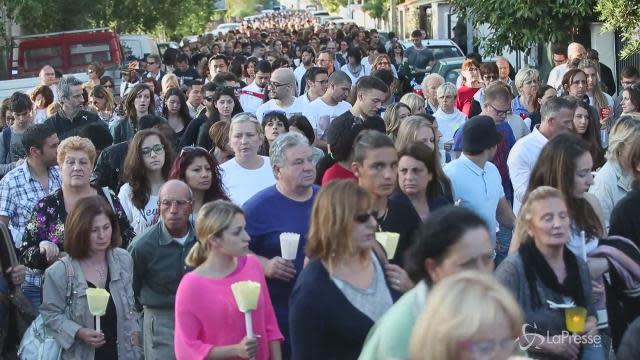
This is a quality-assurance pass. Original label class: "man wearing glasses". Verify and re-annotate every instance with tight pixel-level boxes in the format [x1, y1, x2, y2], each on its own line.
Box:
[128, 179, 196, 360]
[256, 68, 305, 122]
[297, 67, 328, 107]
[144, 54, 165, 82]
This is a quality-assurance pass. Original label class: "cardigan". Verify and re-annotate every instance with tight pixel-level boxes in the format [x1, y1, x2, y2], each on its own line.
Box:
[289, 256, 400, 360]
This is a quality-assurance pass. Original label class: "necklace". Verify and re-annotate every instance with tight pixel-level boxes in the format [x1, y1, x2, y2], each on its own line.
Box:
[377, 207, 389, 232]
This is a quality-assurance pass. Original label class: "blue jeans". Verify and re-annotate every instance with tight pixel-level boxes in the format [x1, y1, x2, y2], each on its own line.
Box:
[21, 272, 42, 310]
[495, 225, 512, 267]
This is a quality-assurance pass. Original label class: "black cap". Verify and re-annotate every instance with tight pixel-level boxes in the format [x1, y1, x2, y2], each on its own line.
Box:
[461, 115, 502, 153]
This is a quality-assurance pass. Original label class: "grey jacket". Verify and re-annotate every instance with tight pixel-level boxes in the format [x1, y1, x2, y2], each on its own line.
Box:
[40, 248, 142, 360]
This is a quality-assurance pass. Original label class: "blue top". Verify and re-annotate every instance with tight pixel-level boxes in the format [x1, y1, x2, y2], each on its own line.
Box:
[512, 96, 530, 118]
[243, 185, 319, 330]
[289, 257, 401, 360]
[444, 154, 505, 244]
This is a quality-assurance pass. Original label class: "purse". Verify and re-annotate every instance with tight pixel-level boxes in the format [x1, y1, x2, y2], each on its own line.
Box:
[17, 258, 74, 360]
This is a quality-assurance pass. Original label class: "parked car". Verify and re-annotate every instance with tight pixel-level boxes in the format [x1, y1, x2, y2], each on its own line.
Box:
[328, 18, 356, 29]
[400, 39, 464, 66]
[320, 16, 343, 24]
[119, 34, 160, 61]
[213, 23, 240, 35]
[430, 56, 465, 84]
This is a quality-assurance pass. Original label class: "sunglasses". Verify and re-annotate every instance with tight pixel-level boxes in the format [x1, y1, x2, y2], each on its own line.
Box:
[179, 146, 209, 158]
[205, 95, 214, 102]
[354, 210, 379, 224]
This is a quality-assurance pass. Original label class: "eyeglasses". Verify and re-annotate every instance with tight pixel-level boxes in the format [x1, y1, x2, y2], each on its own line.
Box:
[159, 199, 193, 208]
[147, 61, 157, 65]
[141, 144, 164, 157]
[467, 67, 480, 72]
[460, 338, 515, 357]
[179, 146, 209, 158]
[269, 81, 290, 88]
[488, 104, 511, 117]
[354, 211, 379, 224]
[205, 95, 215, 102]
[482, 75, 497, 81]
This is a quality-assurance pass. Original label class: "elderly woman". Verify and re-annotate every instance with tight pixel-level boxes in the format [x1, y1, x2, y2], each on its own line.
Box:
[289, 180, 401, 359]
[360, 206, 495, 359]
[111, 84, 156, 144]
[497, 186, 603, 359]
[421, 73, 445, 114]
[20, 137, 135, 306]
[408, 272, 523, 360]
[391, 142, 453, 220]
[40, 196, 141, 360]
[589, 115, 640, 230]
[512, 68, 540, 119]
[434, 82, 466, 162]
[456, 59, 482, 117]
[220, 114, 276, 205]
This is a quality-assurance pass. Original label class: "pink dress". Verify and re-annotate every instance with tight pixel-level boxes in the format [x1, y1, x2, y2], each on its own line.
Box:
[174, 255, 283, 360]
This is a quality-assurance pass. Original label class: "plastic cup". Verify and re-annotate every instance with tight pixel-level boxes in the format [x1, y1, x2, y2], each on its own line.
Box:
[280, 232, 300, 260]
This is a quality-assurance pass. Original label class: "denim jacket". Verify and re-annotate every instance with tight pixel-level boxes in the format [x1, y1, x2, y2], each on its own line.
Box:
[40, 248, 142, 360]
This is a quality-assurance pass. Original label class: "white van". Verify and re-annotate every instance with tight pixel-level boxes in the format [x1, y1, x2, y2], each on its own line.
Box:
[119, 34, 160, 61]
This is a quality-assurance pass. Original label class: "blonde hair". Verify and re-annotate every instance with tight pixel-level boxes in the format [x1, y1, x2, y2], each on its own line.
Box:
[229, 113, 265, 141]
[161, 73, 179, 95]
[383, 102, 411, 139]
[436, 82, 457, 99]
[606, 114, 640, 162]
[57, 136, 97, 166]
[399, 93, 426, 115]
[577, 59, 608, 112]
[185, 200, 244, 267]
[510, 186, 566, 252]
[514, 68, 540, 91]
[409, 272, 523, 360]
[306, 180, 372, 271]
[395, 116, 434, 150]
[46, 102, 62, 117]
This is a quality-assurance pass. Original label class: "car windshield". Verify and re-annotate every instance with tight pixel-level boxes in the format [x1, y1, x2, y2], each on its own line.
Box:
[430, 46, 464, 61]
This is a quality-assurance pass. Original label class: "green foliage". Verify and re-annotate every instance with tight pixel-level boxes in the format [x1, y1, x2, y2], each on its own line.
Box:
[596, 0, 640, 59]
[449, 0, 595, 55]
[362, 0, 388, 26]
[320, 0, 347, 13]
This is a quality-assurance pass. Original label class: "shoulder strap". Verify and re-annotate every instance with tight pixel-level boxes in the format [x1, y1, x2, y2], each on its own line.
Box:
[59, 257, 75, 313]
[2, 127, 11, 157]
[102, 187, 115, 211]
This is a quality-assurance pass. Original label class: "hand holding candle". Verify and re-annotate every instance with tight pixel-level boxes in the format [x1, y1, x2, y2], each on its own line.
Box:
[86, 288, 110, 332]
[231, 281, 261, 338]
[565, 306, 587, 333]
[375, 232, 400, 260]
[279, 232, 300, 261]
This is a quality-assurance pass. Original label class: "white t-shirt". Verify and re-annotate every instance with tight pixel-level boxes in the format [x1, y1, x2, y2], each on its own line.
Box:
[340, 64, 367, 85]
[433, 108, 466, 148]
[294, 65, 310, 96]
[239, 81, 266, 115]
[174, 231, 190, 245]
[256, 98, 306, 122]
[220, 156, 276, 205]
[303, 98, 352, 140]
[118, 183, 159, 236]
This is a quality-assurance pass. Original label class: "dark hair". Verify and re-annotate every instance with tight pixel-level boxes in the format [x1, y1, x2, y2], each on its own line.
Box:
[466, 52, 483, 64]
[211, 87, 243, 122]
[211, 72, 238, 85]
[305, 66, 328, 82]
[255, 59, 272, 74]
[370, 69, 394, 89]
[211, 54, 230, 66]
[65, 196, 121, 259]
[203, 81, 217, 93]
[162, 87, 192, 129]
[621, 66, 639, 79]
[526, 133, 603, 239]
[176, 53, 190, 64]
[138, 114, 165, 130]
[22, 123, 56, 153]
[570, 97, 603, 168]
[9, 92, 33, 113]
[209, 121, 231, 151]
[479, 62, 499, 77]
[347, 47, 362, 63]
[411, 30, 422, 38]
[288, 115, 315, 145]
[300, 46, 316, 60]
[355, 75, 389, 96]
[353, 129, 395, 164]
[561, 68, 587, 95]
[398, 141, 453, 202]
[87, 62, 105, 78]
[141, 77, 161, 96]
[629, 135, 640, 186]
[552, 44, 568, 57]
[243, 57, 258, 78]
[536, 85, 555, 100]
[124, 84, 155, 124]
[169, 147, 228, 203]
[99, 76, 114, 86]
[229, 61, 244, 79]
[30, 85, 55, 107]
[405, 206, 489, 284]
[77, 123, 113, 152]
[124, 129, 175, 209]
[261, 111, 290, 154]
[624, 84, 640, 112]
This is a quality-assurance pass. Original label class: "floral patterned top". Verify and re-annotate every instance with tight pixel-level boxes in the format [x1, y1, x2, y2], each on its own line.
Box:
[19, 186, 135, 270]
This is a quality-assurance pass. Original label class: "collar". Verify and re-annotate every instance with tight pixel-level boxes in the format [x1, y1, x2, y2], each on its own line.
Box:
[158, 221, 194, 246]
[106, 249, 122, 281]
[22, 159, 56, 182]
[532, 125, 550, 143]
[459, 154, 486, 176]
[613, 161, 634, 191]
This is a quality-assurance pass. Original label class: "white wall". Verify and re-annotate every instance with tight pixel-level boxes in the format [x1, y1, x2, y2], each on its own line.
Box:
[590, 22, 616, 81]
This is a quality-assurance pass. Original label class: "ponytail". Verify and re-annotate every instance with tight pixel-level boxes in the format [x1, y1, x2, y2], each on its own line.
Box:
[185, 241, 209, 267]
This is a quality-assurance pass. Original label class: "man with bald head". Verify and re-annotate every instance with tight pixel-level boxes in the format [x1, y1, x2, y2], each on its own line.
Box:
[128, 179, 196, 360]
[30, 65, 58, 99]
[547, 42, 587, 91]
[256, 67, 306, 121]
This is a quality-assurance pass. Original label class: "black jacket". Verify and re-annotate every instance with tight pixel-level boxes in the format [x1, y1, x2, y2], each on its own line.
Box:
[44, 110, 106, 141]
[90, 142, 128, 193]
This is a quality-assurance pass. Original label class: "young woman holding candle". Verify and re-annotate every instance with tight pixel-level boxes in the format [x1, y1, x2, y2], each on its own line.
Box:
[496, 186, 603, 359]
[174, 200, 283, 360]
[40, 196, 141, 360]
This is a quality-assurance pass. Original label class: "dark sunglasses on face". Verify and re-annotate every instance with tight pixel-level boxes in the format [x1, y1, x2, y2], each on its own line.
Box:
[354, 210, 379, 223]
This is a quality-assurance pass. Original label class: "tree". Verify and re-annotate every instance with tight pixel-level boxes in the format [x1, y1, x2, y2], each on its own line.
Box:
[320, 0, 347, 14]
[449, 0, 595, 55]
[596, 0, 640, 59]
[362, 0, 388, 29]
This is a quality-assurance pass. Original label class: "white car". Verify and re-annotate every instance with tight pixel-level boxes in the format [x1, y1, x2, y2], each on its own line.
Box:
[400, 39, 464, 63]
[213, 23, 240, 35]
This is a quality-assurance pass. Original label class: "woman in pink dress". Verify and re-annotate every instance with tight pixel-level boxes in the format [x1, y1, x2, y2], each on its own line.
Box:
[174, 200, 283, 359]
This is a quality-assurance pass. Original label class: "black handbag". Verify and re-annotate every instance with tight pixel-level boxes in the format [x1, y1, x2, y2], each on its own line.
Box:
[0, 223, 37, 352]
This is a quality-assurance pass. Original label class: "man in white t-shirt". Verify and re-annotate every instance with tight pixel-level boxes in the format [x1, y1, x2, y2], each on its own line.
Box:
[256, 68, 305, 121]
[303, 71, 353, 148]
[293, 46, 316, 96]
[239, 60, 272, 115]
[297, 67, 329, 107]
[547, 42, 587, 91]
[30, 65, 58, 100]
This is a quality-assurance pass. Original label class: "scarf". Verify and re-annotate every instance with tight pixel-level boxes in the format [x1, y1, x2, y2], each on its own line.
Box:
[519, 241, 586, 309]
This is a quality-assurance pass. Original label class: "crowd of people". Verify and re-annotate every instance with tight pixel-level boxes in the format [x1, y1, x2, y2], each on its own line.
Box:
[1, 8, 640, 360]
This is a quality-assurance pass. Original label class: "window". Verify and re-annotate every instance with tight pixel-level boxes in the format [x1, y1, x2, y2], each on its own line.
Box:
[23, 46, 63, 71]
[70, 42, 112, 66]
